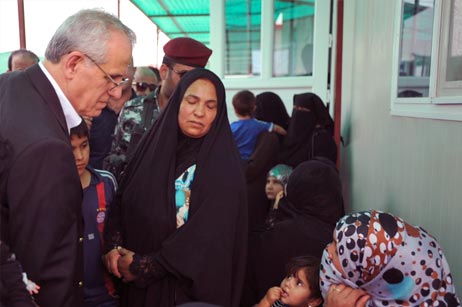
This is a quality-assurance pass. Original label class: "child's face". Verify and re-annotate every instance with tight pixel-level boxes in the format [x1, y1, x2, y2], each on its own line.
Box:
[265, 176, 284, 200]
[279, 269, 313, 307]
[70, 134, 90, 177]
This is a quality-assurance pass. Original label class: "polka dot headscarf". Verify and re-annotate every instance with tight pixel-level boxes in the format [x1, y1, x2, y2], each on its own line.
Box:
[320, 210, 460, 307]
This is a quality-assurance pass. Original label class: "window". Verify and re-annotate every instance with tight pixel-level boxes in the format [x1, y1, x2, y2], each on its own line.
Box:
[225, 0, 262, 76]
[272, 0, 316, 77]
[396, 0, 434, 98]
[437, 0, 462, 97]
[210, 0, 331, 110]
[224, 0, 319, 79]
[391, 0, 462, 121]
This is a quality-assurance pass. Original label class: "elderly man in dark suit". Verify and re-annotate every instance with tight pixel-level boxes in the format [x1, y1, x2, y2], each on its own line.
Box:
[0, 9, 135, 307]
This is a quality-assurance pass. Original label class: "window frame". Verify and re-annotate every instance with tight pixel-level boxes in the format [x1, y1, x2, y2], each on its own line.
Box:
[390, 0, 462, 121]
[436, 0, 462, 97]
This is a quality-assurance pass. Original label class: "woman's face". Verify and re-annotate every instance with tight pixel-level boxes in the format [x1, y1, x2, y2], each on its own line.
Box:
[265, 176, 284, 200]
[178, 78, 218, 138]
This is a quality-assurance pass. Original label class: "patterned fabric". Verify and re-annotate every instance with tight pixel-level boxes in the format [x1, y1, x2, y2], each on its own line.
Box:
[271, 300, 287, 307]
[267, 164, 293, 187]
[320, 210, 460, 307]
[104, 90, 160, 181]
[175, 164, 196, 228]
[113, 91, 160, 153]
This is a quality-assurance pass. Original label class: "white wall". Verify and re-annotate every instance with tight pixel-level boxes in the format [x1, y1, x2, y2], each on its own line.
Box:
[341, 1, 462, 294]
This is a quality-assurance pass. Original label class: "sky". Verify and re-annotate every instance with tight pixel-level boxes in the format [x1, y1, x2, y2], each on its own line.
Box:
[0, 0, 169, 67]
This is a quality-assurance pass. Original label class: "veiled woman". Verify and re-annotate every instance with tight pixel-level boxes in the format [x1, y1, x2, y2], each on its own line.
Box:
[241, 158, 345, 306]
[321, 210, 460, 307]
[255, 91, 290, 135]
[279, 92, 337, 168]
[103, 68, 247, 307]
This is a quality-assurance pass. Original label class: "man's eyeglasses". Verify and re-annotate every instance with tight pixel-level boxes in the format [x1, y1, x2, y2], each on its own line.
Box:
[132, 82, 157, 92]
[84, 54, 129, 90]
[168, 65, 189, 79]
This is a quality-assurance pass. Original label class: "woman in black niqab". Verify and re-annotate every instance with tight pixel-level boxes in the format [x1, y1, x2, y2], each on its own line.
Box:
[104, 68, 247, 307]
[278, 92, 337, 167]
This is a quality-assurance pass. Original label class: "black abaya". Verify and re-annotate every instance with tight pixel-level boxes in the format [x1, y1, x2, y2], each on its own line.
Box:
[240, 158, 344, 306]
[278, 92, 337, 167]
[104, 68, 247, 307]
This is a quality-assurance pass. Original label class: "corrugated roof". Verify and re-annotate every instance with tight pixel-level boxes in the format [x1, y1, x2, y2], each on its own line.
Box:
[130, 0, 211, 43]
[130, 0, 316, 47]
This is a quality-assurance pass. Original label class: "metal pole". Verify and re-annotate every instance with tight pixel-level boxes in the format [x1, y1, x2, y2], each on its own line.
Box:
[334, 0, 343, 168]
[18, 0, 26, 48]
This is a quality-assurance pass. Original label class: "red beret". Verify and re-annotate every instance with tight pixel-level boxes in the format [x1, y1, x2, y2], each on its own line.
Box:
[163, 37, 212, 68]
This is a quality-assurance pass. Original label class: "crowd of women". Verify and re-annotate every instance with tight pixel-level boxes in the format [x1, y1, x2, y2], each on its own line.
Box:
[99, 68, 459, 307]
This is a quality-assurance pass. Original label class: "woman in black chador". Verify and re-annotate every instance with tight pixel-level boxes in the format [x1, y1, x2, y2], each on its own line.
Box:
[240, 158, 345, 307]
[103, 68, 247, 307]
[279, 92, 337, 168]
[255, 92, 290, 134]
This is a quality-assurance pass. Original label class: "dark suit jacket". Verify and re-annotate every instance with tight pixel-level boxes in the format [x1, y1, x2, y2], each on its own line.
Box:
[0, 64, 84, 306]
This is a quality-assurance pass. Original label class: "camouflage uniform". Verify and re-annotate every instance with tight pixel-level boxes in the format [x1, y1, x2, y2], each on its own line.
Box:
[103, 89, 161, 181]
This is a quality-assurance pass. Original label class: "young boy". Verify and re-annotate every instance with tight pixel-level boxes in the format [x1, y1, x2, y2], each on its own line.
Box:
[70, 121, 119, 307]
[231, 90, 286, 161]
[255, 256, 323, 307]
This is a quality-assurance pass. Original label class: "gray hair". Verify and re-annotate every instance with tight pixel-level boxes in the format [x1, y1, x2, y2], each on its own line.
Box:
[45, 8, 136, 64]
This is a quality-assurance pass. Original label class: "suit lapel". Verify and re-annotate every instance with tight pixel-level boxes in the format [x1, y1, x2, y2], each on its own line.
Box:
[25, 64, 69, 135]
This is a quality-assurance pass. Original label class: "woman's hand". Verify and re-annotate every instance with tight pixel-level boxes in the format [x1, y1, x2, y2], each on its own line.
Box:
[103, 248, 122, 278]
[324, 284, 371, 307]
[117, 247, 137, 282]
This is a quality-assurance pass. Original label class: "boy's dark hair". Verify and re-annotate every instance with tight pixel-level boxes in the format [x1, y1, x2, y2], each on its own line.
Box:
[286, 255, 322, 303]
[232, 90, 256, 117]
[70, 119, 89, 138]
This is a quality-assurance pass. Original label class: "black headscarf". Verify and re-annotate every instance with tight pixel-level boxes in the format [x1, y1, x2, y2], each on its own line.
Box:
[282, 157, 344, 225]
[110, 68, 247, 307]
[241, 158, 344, 306]
[255, 92, 290, 130]
[278, 92, 337, 167]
